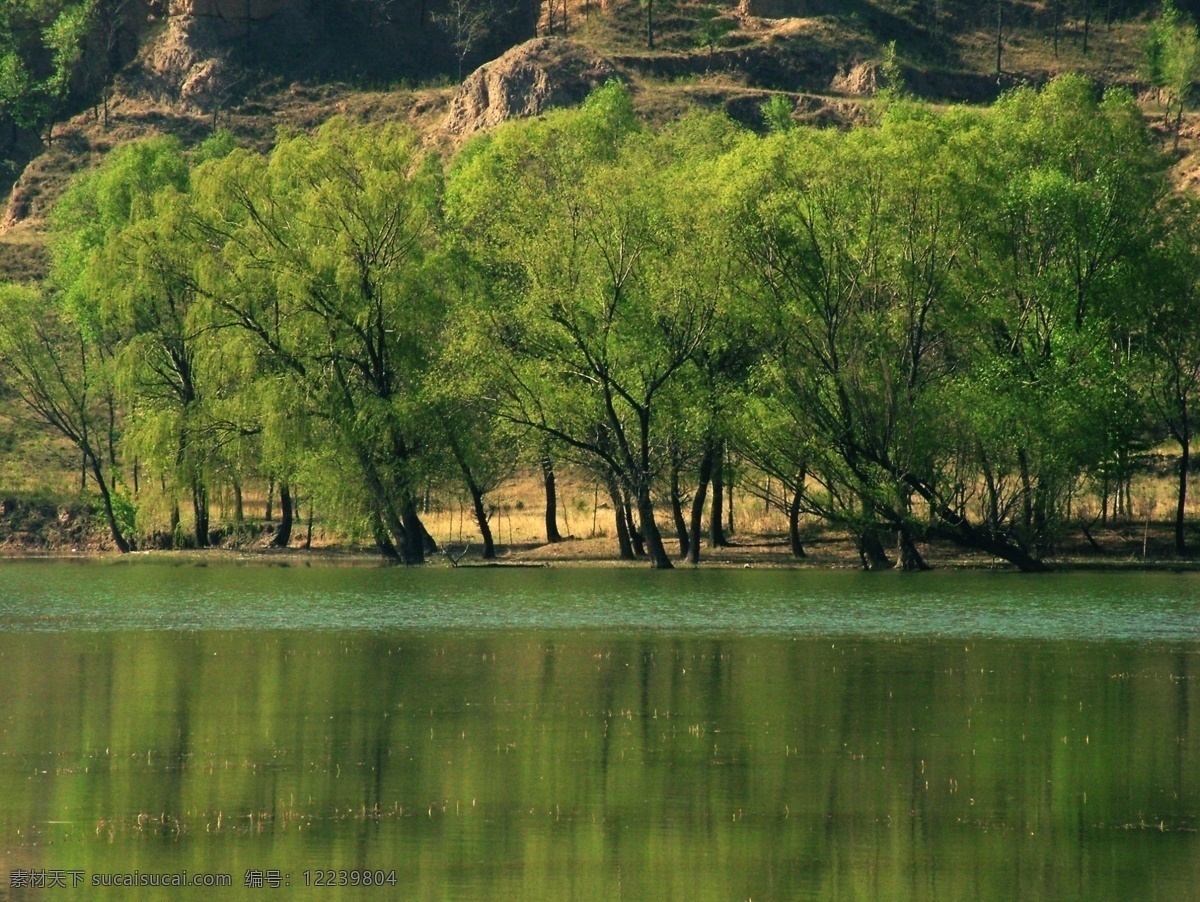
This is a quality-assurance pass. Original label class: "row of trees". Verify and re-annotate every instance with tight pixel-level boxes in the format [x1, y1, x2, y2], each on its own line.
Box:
[2, 76, 1199, 569]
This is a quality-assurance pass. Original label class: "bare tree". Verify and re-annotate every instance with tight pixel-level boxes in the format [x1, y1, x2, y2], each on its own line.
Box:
[433, 0, 503, 80]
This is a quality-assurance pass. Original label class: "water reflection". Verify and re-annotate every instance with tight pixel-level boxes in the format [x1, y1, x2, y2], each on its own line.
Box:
[0, 629, 1197, 898]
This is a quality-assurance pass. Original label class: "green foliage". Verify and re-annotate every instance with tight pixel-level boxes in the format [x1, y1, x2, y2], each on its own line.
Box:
[722, 74, 1173, 566]
[877, 40, 905, 102]
[193, 117, 446, 561]
[1145, 0, 1200, 146]
[760, 95, 795, 133]
[192, 130, 238, 164]
[0, 0, 102, 141]
[3, 76, 1198, 568]
[692, 6, 733, 58]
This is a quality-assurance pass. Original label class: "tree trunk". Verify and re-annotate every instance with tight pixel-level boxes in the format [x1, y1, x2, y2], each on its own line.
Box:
[542, 452, 564, 543]
[624, 490, 645, 557]
[995, 0, 1003, 78]
[1018, 448, 1033, 530]
[1177, 433, 1190, 557]
[420, 516, 439, 554]
[788, 477, 806, 559]
[636, 487, 674, 570]
[895, 528, 930, 571]
[272, 481, 293, 547]
[670, 458, 689, 559]
[371, 509, 402, 562]
[1033, 481, 1050, 554]
[470, 480, 496, 560]
[265, 476, 274, 522]
[88, 451, 130, 553]
[726, 460, 735, 537]
[233, 479, 244, 525]
[170, 500, 181, 545]
[607, 475, 635, 560]
[400, 496, 428, 564]
[858, 529, 891, 570]
[709, 441, 728, 547]
[687, 444, 715, 565]
[646, 0, 654, 49]
[193, 479, 210, 548]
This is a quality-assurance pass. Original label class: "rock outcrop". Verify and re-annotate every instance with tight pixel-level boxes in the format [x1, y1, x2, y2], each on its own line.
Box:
[738, 0, 834, 17]
[136, 0, 541, 111]
[830, 60, 881, 96]
[169, 0, 292, 20]
[443, 38, 619, 137]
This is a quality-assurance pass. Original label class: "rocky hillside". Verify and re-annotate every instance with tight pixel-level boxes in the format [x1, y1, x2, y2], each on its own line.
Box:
[0, 0, 1186, 280]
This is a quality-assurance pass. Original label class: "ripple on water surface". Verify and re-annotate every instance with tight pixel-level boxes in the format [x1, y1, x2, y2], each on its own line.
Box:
[0, 562, 1197, 641]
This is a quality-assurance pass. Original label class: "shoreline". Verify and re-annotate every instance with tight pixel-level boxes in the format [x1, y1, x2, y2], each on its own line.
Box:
[5, 527, 1200, 572]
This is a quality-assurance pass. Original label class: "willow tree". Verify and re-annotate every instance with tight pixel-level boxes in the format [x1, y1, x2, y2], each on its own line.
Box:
[192, 119, 444, 563]
[0, 284, 132, 552]
[725, 77, 1166, 571]
[448, 86, 738, 569]
[725, 104, 981, 569]
[47, 136, 223, 546]
[1135, 202, 1200, 557]
[958, 76, 1164, 555]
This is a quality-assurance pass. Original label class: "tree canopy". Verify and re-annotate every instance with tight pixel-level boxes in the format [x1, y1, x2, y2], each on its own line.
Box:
[2, 77, 1198, 570]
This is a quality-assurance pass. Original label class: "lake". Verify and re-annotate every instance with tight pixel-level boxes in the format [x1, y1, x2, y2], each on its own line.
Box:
[0, 563, 1197, 899]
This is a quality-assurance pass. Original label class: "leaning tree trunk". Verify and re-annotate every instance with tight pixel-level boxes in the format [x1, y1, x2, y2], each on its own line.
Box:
[624, 491, 646, 557]
[469, 480, 496, 560]
[370, 509, 402, 562]
[272, 481, 293, 547]
[399, 496, 428, 565]
[607, 475, 635, 560]
[87, 451, 130, 553]
[895, 528, 930, 571]
[636, 487, 675, 570]
[858, 528, 892, 570]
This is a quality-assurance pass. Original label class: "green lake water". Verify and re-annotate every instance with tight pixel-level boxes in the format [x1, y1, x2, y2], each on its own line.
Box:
[0, 563, 1197, 899]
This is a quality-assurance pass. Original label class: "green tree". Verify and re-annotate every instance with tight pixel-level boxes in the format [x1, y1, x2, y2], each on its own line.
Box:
[193, 119, 445, 563]
[726, 106, 978, 568]
[959, 77, 1164, 552]
[49, 136, 225, 547]
[0, 283, 132, 552]
[448, 86, 738, 569]
[1147, 0, 1200, 150]
[1139, 203, 1200, 556]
